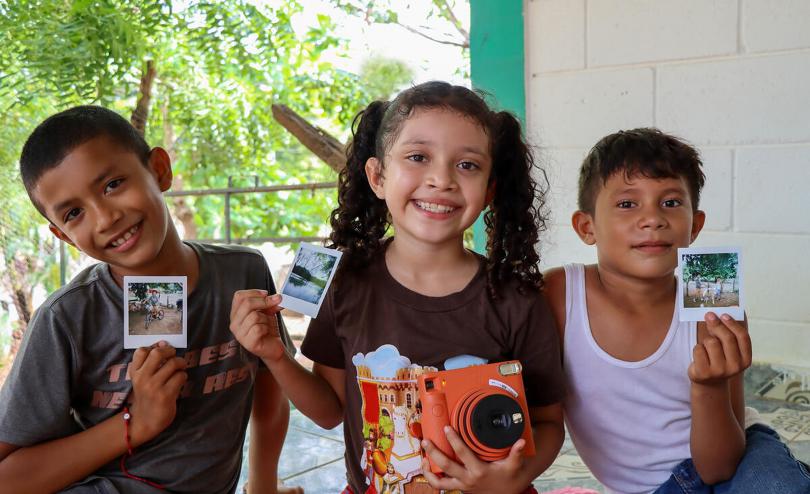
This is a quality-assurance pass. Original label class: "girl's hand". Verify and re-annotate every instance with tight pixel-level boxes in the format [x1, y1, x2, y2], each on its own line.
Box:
[230, 290, 286, 363]
[420, 426, 528, 494]
[689, 312, 752, 387]
[128, 342, 188, 446]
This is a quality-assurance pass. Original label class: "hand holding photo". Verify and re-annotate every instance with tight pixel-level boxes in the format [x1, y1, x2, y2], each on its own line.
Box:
[279, 243, 342, 318]
[124, 276, 188, 349]
[677, 247, 744, 322]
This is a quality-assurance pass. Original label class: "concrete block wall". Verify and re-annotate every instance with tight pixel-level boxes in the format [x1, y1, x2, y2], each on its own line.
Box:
[526, 0, 810, 366]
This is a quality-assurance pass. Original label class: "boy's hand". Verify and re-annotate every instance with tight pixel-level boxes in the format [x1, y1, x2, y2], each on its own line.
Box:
[128, 342, 188, 446]
[420, 426, 527, 494]
[689, 312, 752, 387]
[230, 290, 286, 363]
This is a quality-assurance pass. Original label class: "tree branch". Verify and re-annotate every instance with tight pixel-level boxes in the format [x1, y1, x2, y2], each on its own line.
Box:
[434, 0, 469, 45]
[130, 60, 157, 136]
[271, 104, 346, 173]
[396, 22, 468, 48]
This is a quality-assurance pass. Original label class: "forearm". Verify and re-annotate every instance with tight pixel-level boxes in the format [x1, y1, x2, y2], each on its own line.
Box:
[263, 355, 343, 429]
[248, 395, 290, 494]
[690, 382, 745, 483]
[0, 412, 131, 494]
[513, 418, 565, 489]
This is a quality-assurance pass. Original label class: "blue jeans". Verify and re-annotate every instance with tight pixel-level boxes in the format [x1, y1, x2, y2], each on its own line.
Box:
[654, 424, 810, 494]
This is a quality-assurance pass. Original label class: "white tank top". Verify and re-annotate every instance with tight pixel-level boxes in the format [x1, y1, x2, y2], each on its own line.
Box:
[562, 264, 696, 494]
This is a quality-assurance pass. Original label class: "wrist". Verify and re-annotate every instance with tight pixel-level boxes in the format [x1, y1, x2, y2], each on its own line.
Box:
[262, 350, 293, 370]
[124, 408, 158, 448]
[690, 379, 730, 400]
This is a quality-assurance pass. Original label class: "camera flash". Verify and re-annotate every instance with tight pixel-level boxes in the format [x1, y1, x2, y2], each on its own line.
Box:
[512, 412, 524, 424]
[498, 362, 522, 376]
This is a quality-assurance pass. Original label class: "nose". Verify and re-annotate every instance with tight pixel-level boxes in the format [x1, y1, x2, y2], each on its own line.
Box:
[425, 162, 457, 190]
[638, 206, 667, 230]
[91, 202, 123, 233]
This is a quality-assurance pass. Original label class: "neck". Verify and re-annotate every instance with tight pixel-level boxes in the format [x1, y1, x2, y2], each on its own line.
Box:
[387, 235, 471, 274]
[385, 235, 478, 296]
[109, 225, 199, 290]
[594, 264, 676, 309]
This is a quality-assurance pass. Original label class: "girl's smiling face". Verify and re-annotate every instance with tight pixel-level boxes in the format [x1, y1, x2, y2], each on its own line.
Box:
[365, 108, 493, 249]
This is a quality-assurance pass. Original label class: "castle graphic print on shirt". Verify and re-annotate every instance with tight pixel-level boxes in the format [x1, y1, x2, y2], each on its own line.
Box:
[352, 344, 437, 494]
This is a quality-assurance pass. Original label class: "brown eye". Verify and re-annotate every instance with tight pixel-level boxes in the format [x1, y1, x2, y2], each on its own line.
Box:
[64, 208, 82, 222]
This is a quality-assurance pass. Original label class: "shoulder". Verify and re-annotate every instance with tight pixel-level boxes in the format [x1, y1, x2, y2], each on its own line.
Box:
[41, 262, 109, 312]
[188, 241, 269, 274]
[189, 241, 265, 262]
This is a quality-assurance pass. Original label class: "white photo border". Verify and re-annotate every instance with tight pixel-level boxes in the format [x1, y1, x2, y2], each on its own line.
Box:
[279, 243, 342, 318]
[123, 276, 188, 349]
[676, 246, 744, 322]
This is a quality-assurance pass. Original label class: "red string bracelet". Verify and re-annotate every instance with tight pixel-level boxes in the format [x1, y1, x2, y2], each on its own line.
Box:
[120, 406, 166, 490]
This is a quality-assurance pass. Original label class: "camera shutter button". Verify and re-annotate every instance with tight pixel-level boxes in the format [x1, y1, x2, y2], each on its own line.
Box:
[431, 404, 446, 417]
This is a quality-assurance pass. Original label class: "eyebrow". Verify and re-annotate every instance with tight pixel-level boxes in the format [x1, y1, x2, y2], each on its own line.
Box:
[49, 166, 115, 217]
[613, 186, 687, 196]
[399, 139, 488, 157]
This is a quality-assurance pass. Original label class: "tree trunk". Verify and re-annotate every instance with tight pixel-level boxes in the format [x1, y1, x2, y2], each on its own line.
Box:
[271, 104, 346, 172]
[160, 99, 198, 239]
[2, 252, 34, 358]
[130, 60, 156, 136]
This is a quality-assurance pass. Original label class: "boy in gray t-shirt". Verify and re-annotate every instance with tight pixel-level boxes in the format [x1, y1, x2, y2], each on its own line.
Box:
[0, 106, 298, 493]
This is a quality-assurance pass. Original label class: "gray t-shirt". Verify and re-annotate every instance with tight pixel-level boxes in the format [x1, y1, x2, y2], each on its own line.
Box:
[0, 242, 293, 493]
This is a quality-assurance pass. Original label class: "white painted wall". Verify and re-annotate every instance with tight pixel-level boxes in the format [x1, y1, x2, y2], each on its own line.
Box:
[525, 0, 810, 367]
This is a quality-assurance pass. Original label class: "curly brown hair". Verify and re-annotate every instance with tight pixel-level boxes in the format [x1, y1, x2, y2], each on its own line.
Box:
[328, 81, 548, 298]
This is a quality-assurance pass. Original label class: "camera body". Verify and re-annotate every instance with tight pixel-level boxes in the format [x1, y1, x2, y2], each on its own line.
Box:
[417, 360, 535, 473]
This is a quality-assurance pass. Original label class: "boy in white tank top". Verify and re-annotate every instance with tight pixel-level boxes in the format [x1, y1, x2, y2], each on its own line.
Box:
[543, 128, 810, 494]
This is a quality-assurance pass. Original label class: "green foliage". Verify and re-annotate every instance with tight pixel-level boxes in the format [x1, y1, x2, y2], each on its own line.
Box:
[0, 0, 382, 296]
[682, 253, 739, 282]
[359, 56, 413, 100]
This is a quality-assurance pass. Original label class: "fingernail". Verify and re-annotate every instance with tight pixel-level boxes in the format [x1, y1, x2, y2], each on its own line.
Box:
[706, 312, 718, 321]
[157, 340, 167, 347]
[421, 440, 428, 448]
[721, 314, 731, 321]
[443, 426, 452, 433]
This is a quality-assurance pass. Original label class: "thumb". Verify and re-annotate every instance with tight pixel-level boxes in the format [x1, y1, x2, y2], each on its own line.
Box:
[504, 438, 526, 465]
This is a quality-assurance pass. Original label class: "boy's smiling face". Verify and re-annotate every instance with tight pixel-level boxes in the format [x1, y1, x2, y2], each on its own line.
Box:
[574, 172, 706, 280]
[32, 135, 173, 277]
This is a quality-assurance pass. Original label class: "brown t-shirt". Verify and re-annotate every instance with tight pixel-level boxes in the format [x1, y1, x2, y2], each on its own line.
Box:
[301, 249, 565, 493]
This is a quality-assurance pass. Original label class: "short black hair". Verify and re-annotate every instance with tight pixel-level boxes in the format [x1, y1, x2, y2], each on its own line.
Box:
[20, 105, 151, 213]
[578, 128, 705, 214]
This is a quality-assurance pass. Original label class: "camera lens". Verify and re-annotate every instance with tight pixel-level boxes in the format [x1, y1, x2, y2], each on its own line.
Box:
[490, 413, 512, 429]
[469, 394, 524, 449]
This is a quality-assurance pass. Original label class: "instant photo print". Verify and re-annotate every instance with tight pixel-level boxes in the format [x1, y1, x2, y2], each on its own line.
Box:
[677, 247, 744, 322]
[279, 243, 342, 318]
[124, 276, 188, 349]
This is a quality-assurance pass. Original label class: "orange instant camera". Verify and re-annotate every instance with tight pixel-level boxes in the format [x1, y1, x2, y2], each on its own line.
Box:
[417, 360, 535, 473]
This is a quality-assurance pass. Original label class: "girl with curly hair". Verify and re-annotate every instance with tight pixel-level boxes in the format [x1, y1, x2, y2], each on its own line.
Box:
[230, 81, 565, 494]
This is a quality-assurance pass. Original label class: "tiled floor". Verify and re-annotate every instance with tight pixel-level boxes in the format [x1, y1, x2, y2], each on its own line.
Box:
[239, 353, 810, 493]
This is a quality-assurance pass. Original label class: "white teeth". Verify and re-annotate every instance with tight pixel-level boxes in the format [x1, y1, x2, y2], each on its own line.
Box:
[111, 225, 138, 248]
[415, 200, 456, 213]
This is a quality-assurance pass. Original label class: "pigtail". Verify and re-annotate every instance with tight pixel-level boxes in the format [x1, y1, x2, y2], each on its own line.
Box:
[484, 111, 547, 297]
[327, 101, 391, 269]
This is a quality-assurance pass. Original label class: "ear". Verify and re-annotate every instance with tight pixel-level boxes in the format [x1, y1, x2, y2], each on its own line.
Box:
[365, 157, 385, 199]
[690, 210, 706, 244]
[147, 147, 173, 192]
[485, 180, 496, 206]
[572, 210, 596, 245]
[49, 224, 77, 249]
